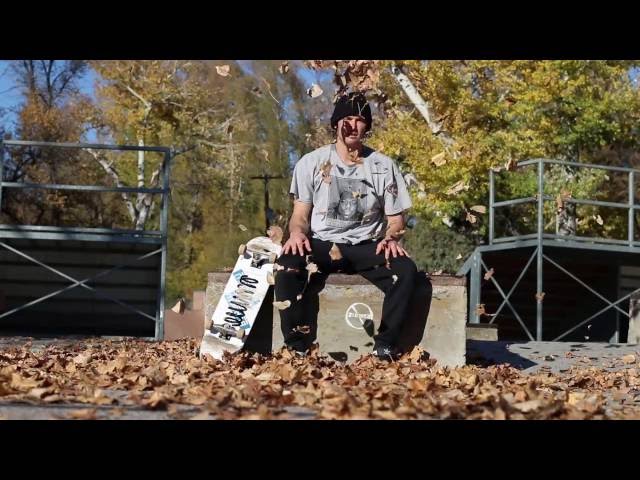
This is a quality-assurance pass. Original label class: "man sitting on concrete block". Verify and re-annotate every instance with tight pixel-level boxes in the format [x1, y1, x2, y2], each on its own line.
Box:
[275, 92, 422, 362]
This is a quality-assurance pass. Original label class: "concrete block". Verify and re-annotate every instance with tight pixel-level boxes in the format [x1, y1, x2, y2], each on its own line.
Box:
[206, 272, 467, 367]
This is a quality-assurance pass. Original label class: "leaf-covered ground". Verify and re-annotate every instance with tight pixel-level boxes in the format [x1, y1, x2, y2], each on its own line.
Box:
[1, 338, 640, 420]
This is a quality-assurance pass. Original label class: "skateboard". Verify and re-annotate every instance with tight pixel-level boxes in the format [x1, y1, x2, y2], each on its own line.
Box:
[200, 231, 282, 360]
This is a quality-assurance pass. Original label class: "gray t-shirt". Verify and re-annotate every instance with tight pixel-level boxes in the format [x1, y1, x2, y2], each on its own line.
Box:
[290, 144, 412, 244]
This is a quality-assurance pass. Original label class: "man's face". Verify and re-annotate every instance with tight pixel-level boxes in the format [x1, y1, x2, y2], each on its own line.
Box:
[338, 115, 367, 147]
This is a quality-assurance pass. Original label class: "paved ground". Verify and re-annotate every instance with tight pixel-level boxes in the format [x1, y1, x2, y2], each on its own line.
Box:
[467, 340, 640, 373]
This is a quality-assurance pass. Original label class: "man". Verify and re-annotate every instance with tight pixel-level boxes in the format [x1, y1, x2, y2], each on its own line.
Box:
[274, 92, 417, 361]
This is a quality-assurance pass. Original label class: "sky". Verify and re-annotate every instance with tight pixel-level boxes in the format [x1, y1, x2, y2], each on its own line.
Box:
[0, 60, 97, 133]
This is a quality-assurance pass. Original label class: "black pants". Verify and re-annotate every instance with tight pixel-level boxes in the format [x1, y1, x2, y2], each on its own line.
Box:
[274, 238, 418, 352]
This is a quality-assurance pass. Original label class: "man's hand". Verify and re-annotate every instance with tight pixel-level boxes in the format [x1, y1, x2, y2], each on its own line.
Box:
[282, 231, 311, 256]
[376, 238, 410, 262]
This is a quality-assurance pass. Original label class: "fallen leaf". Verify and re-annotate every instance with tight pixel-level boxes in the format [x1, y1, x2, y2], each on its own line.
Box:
[215, 65, 230, 76]
[67, 409, 98, 420]
[512, 399, 542, 413]
[307, 84, 323, 98]
[190, 411, 212, 420]
[10, 373, 40, 390]
[27, 387, 53, 400]
[73, 352, 91, 365]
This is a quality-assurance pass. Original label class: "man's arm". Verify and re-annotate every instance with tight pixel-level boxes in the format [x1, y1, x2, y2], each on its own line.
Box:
[375, 213, 409, 260]
[384, 213, 406, 242]
[282, 201, 312, 256]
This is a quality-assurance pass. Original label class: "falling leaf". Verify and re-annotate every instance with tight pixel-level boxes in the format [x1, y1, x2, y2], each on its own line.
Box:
[483, 268, 495, 281]
[273, 300, 292, 310]
[329, 243, 342, 261]
[622, 354, 637, 365]
[505, 158, 518, 171]
[391, 275, 398, 285]
[293, 326, 311, 334]
[431, 152, 446, 167]
[296, 294, 303, 301]
[466, 211, 477, 224]
[535, 292, 545, 302]
[475, 304, 486, 316]
[267, 226, 284, 245]
[320, 160, 332, 184]
[238, 224, 247, 232]
[307, 84, 323, 98]
[352, 191, 362, 199]
[279, 61, 289, 75]
[595, 215, 604, 226]
[470, 205, 487, 214]
[456, 253, 463, 260]
[215, 65, 230, 77]
[446, 180, 469, 196]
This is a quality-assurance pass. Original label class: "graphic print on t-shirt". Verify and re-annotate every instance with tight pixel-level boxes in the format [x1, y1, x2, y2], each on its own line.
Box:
[326, 176, 367, 227]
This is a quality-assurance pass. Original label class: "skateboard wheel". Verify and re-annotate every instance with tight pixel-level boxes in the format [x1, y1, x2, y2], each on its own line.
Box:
[268, 253, 277, 264]
[238, 244, 246, 256]
[266, 272, 275, 285]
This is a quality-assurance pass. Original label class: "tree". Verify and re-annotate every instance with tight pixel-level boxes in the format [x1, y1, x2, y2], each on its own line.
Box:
[1, 60, 97, 227]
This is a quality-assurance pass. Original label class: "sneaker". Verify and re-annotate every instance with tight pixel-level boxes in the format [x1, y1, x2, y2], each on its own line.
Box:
[284, 345, 309, 358]
[372, 344, 399, 361]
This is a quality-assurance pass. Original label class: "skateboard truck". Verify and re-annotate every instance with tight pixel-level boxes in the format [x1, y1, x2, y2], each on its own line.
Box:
[238, 244, 277, 268]
[210, 324, 247, 340]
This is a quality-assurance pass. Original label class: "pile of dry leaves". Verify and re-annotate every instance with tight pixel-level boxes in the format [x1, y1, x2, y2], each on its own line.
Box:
[1, 338, 640, 420]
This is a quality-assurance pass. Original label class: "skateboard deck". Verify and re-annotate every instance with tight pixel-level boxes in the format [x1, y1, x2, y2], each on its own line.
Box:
[200, 234, 282, 360]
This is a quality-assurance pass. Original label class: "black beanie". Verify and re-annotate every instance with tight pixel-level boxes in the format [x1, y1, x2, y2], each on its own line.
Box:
[330, 92, 372, 132]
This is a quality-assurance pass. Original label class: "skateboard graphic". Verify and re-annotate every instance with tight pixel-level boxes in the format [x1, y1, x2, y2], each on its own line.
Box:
[200, 232, 282, 360]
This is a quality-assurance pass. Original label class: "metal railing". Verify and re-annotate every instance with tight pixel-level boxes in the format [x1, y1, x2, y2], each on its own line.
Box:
[462, 158, 640, 341]
[0, 140, 173, 340]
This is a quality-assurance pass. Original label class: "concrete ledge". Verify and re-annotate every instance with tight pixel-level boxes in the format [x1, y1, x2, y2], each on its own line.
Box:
[205, 272, 467, 367]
